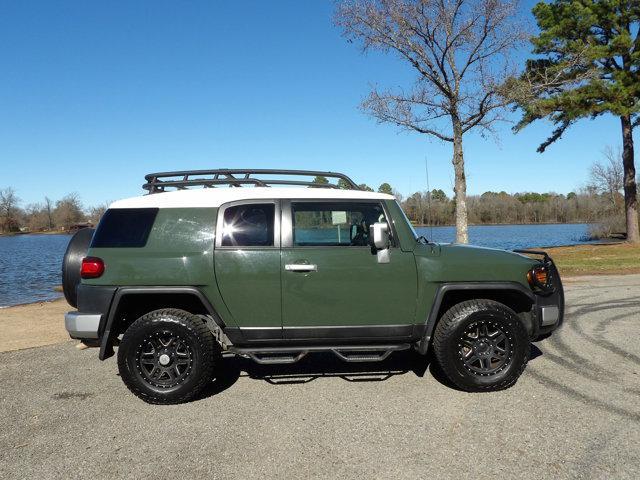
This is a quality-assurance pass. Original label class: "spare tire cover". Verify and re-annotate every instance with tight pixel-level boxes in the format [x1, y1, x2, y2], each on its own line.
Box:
[62, 228, 95, 308]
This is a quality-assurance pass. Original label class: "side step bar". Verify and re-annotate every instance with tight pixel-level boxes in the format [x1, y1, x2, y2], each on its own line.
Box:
[229, 344, 411, 365]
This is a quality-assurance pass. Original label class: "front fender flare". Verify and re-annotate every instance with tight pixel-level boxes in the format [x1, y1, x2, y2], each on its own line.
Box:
[416, 282, 535, 355]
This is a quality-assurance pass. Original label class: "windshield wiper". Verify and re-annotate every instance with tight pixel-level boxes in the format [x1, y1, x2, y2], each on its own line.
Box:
[417, 235, 433, 245]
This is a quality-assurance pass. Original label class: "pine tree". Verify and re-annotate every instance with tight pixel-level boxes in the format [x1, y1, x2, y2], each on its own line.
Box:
[512, 0, 640, 242]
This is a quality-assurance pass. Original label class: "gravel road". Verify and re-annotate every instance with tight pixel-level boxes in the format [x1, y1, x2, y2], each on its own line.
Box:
[1, 275, 639, 479]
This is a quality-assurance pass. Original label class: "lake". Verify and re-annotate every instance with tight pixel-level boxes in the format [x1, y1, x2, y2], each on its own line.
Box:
[414, 223, 594, 250]
[0, 223, 594, 307]
[0, 234, 72, 307]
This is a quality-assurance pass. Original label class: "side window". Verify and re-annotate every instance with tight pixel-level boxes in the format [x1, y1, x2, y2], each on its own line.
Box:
[221, 203, 275, 247]
[292, 202, 387, 247]
[91, 208, 158, 248]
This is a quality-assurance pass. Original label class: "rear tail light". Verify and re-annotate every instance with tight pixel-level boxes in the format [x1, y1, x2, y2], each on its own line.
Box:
[81, 257, 105, 279]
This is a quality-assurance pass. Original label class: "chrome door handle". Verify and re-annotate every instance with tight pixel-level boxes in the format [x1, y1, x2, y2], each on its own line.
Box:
[285, 264, 318, 272]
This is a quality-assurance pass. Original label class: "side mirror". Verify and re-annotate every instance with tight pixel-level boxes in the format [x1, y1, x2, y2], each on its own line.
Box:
[370, 222, 390, 264]
[370, 222, 389, 249]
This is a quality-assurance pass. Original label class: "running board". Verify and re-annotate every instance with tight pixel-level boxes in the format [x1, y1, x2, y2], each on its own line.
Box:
[230, 344, 410, 365]
[248, 351, 308, 365]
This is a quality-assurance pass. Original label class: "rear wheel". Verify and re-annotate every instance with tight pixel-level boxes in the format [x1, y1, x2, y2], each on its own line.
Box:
[433, 299, 529, 392]
[117, 309, 220, 404]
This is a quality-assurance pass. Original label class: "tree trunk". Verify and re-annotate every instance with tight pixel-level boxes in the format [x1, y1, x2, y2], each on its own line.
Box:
[621, 115, 639, 243]
[452, 118, 469, 243]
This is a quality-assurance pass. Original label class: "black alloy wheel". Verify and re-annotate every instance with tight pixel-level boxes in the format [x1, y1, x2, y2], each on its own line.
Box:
[458, 320, 513, 376]
[136, 330, 195, 389]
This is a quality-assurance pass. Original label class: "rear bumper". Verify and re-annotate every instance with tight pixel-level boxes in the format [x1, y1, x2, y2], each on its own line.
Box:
[65, 312, 101, 339]
[65, 285, 117, 340]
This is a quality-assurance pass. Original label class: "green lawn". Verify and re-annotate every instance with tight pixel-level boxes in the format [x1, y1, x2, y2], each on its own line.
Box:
[544, 243, 640, 276]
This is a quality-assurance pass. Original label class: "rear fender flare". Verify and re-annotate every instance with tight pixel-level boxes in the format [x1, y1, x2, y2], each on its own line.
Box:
[99, 286, 225, 360]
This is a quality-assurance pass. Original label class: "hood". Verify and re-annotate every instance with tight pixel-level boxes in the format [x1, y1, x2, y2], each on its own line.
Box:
[431, 243, 538, 284]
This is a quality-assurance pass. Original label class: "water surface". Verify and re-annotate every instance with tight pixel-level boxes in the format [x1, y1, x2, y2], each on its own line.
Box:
[0, 234, 71, 307]
[414, 223, 593, 251]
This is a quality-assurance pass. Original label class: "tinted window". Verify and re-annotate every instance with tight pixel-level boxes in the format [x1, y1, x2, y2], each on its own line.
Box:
[221, 203, 275, 247]
[292, 202, 387, 247]
[91, 208, 158, 248]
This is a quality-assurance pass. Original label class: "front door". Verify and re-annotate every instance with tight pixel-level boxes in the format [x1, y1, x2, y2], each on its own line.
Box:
[280, 200, 417, 341]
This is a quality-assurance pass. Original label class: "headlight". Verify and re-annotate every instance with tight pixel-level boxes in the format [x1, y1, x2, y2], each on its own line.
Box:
[527, 265, 551, 292]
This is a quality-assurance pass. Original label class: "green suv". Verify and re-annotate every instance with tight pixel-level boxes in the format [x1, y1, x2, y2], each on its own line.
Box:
[63, 169, 563, 404]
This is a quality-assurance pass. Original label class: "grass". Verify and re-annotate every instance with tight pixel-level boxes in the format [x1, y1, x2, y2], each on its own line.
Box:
[543, 242, 640, 277]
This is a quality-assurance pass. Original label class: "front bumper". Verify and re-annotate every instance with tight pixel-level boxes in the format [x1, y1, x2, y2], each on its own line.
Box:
[65, 312, 101, 339]
[532, 273, 565, 338]
[539, 305, 560, 327]
[515, 249, 565, 339]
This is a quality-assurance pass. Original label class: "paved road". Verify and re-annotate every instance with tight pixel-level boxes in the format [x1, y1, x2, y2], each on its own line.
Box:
[1, 275, 639, 479]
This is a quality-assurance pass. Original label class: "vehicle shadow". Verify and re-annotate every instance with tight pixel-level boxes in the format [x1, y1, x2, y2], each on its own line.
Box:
[197, 344, 545, 400]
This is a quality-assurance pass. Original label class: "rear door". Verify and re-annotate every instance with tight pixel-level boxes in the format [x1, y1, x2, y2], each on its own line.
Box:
[214, 200, 282, 340]
[280, 200, 417, 341]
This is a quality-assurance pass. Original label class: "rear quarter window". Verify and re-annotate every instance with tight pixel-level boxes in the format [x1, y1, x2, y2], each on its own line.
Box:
[90, 208, 158, 248]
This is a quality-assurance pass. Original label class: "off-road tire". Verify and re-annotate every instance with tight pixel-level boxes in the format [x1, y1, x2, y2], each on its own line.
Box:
[117, 309, 220, 404]
[433, 299, 530, 392]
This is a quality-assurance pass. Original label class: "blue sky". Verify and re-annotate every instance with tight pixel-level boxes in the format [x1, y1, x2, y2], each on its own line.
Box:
[0, 1, 631, 207]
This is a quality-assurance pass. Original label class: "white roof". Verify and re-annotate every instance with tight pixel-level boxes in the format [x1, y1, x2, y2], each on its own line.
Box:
[109, 187, 394, 209]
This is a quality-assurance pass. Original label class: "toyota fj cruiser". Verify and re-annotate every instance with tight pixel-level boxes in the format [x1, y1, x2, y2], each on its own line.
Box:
[63, 169, 563, 404]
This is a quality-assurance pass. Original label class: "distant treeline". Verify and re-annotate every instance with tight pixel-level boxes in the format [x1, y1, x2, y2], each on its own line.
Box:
[336, 175, 628, 237]
[0, 188, 108, 233]
[400, 189, 625, 237]
[0, 180, 630, 239]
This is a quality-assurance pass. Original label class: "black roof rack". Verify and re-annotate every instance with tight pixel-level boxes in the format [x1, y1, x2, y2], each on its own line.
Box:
[143, 169, 361, 194]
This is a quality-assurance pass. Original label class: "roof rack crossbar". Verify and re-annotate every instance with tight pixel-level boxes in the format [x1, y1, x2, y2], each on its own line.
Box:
[143, 169, 360, 193]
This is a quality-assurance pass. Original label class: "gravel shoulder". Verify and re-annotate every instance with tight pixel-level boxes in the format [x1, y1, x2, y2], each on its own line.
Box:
[1, 275, 639, 479]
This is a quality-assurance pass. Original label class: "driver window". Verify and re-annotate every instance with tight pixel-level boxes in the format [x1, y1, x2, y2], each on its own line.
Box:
[292, 202, 387, 247]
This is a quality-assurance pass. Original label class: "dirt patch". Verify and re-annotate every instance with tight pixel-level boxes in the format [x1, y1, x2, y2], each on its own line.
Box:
[52, 391, 94, 400]
[0, 299, 72, 352]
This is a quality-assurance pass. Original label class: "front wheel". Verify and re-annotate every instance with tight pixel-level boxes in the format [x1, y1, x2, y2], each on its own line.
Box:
[117, 309, 220, 404]
[432, 299, 530, 392]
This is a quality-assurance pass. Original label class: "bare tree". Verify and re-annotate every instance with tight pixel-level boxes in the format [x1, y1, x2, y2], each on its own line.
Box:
[0, 188, 21, 233]
[44, 196, 54, 230]
[404, 191, 429, 224]
[336, 0, 526, 243]
[24, 203, 48, 231]
[87, 203, 110, 225]
[54, 193, 84, 230]
[392, 188, 404, 203]
[589, 146, 624, 209]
